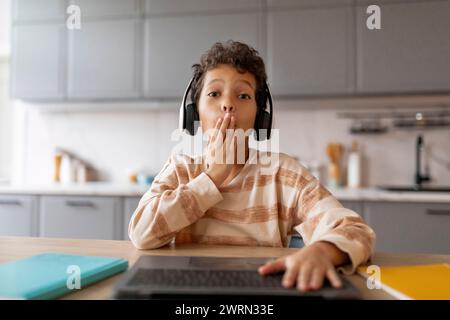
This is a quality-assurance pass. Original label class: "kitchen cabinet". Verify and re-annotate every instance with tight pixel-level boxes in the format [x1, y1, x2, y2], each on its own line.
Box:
[123, 196, 140, 240]
[355, 0, 436, 4]
[144, 0, 262, 15]
[356, 1, 450, 93]
[68, 19, 142, 99]
[10, 0, 450, 102]
[267, 0, 352, 9]
[12, 0, 66, 22]
[69, 0, 141, 18]
[39, 196, 122, 240]
[0, 195, 38, 237]
[364, 201, 450, 254]
[267, 5, 355, 96]
[143, 12, 263, 99]
[11, 24, 66, 100]
[340, 200, 364, 219]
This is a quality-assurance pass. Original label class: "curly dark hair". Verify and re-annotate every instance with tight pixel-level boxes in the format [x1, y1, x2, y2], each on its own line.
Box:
[191, 40, 267, 109]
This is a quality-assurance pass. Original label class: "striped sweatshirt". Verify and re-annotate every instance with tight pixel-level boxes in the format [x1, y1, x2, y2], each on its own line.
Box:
[128, 148, 376, 273]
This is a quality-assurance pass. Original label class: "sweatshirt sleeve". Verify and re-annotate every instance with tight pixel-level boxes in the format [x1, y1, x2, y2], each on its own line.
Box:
[128, 155, 224, 249]
[292, 175, 376, 274]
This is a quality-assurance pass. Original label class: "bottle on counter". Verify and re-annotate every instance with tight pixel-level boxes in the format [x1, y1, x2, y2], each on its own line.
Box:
[326, 143, 343, 188]
[347, 140, 361, 189]
[53, 150, 63, 183]
[59, 153, 75, 184]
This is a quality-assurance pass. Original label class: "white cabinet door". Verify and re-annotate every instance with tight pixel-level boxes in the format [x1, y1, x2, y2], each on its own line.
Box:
[68, 19, 141, 99]
[123, 197, 141, 240]
[356, 1, 450, 93]
[0, 195, 38, 237]
[267, 6, 355, 96]
[143, 12, 262, 99]
[365, 202, 450, 254]
[40, 196, 122, 240]
[11, 24, 66, 100]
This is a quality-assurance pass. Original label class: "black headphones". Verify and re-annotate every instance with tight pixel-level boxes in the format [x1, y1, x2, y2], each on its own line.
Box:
[179, 77, 273, 141]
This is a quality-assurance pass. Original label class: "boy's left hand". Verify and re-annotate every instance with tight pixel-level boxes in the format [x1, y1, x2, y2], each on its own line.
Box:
[258, 242, 344, 292]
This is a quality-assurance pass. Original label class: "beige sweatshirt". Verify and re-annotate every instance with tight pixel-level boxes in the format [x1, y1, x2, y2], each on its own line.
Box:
[128, 149, 376, 273]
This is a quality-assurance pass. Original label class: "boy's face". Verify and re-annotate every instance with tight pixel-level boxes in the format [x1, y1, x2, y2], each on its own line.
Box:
[197, 64, 258, 135]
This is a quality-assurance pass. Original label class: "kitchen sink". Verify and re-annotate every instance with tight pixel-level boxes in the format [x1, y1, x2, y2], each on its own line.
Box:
[377, 185, 450, 192]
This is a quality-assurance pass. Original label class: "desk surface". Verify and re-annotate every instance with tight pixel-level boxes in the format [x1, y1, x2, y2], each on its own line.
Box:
[1, 236, 449, 300]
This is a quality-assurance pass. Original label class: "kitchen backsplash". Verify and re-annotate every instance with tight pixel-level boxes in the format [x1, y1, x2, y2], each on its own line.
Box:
[14, 99, 450, 187]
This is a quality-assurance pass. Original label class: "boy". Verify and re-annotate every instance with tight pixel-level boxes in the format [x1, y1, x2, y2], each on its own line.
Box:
[129, 41, 375, 292]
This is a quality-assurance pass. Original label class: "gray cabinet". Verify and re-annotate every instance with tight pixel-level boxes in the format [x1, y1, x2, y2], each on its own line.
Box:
[69, 0, 141, 18]
[68, 19, 142, 99]
[364, 202, 450, 254]
[39, 196, 122, 240]
[144, 0, 262, 15]
[356, 1, 450, 93]
[10, 0, 450, 101]
[12, 0, 66, 22]
[143, 12, 263, 98]
[0, 195, 38, 236]
[11, 24, 66, 99]
[267, 5, 355, 96]
[267, 0, 352, 9]
[340, 200, 364, 219]
[123, 196, 140, 240]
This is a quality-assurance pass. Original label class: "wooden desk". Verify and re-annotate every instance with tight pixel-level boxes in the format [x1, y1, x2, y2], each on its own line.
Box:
[1, 236, 449, 300]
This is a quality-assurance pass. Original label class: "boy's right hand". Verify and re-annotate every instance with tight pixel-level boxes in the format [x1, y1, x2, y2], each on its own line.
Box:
[205, 113, 237, 187]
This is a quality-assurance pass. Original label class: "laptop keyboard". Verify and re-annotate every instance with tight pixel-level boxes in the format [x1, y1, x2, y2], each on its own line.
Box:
[128, 268, 284, 288]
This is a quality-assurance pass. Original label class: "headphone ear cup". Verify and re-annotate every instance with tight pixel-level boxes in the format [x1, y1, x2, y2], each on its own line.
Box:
[255, 111, 271, 141]
[261, 111, 271, 132]
[185, 103, 199, 135]
[254, 88, 272, 141]
[253, 110, 262, 141]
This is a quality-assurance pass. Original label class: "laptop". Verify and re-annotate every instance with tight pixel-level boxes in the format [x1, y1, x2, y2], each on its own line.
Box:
[111, 256, 360, 300]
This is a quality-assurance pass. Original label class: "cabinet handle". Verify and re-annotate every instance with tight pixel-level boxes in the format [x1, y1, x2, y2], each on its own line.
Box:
[65, 200, 95, 208]
[0, 199, 22, 206]
[426, 209, 450, 216]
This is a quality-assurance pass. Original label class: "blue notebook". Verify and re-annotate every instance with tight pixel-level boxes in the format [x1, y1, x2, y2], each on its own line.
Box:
[0, 253, 128, 300]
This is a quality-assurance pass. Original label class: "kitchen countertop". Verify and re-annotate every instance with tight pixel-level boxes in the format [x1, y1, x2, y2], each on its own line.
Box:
[328, 187, 450, 203]
[0, 183, 450, 203]
[0, 182, 149, 197]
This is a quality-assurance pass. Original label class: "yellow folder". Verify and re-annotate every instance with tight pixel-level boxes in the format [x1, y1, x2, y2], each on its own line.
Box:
[357, 263, 450, 300]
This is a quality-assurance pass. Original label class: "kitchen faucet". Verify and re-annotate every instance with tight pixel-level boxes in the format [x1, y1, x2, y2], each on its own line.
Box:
[415, 134, 431, 188]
